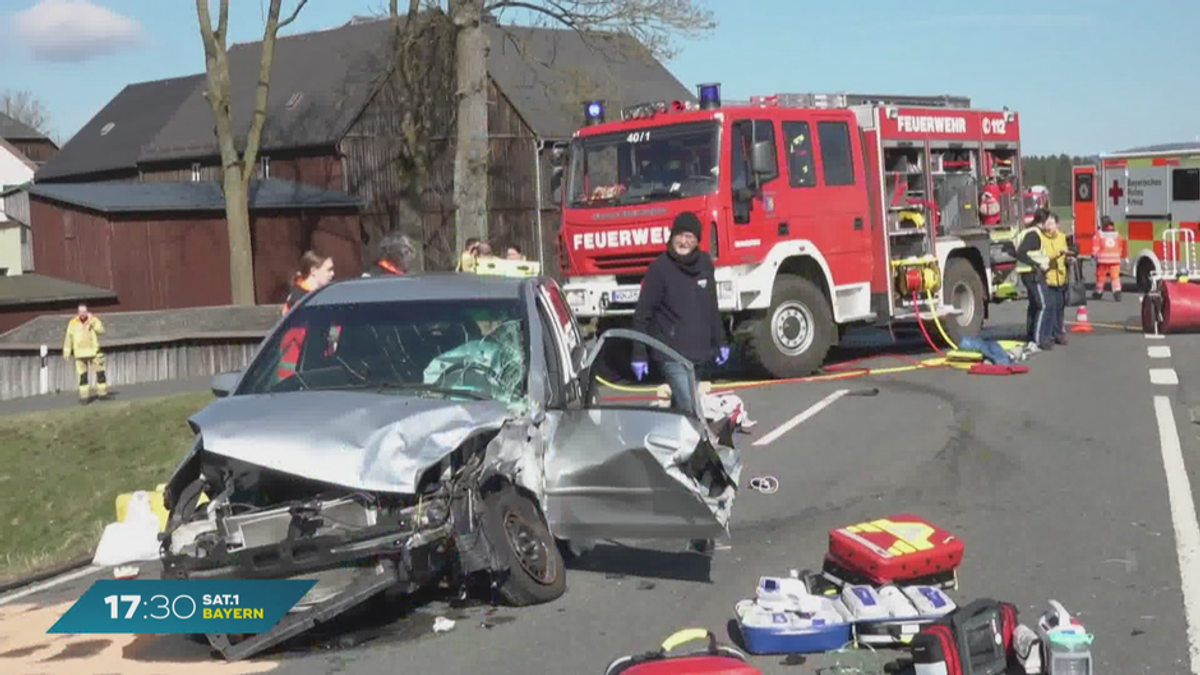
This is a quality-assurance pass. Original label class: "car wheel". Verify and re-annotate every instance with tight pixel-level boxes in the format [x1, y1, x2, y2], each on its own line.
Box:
[743, 275, 833, 379]
[483, 483, 566, 606]
[940, 258, 986, 346]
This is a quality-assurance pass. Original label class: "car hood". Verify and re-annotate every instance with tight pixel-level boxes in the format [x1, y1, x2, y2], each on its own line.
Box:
[188, 391, 514, 494]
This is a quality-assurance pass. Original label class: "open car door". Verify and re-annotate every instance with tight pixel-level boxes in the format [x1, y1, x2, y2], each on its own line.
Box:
[543, 329, 741, 541]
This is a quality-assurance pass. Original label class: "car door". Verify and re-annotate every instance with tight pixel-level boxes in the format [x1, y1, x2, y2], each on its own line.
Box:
[542, 329, 742, 541]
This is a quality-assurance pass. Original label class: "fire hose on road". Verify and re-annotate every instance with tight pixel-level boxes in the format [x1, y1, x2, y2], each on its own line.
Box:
[596, 289, 971, 399]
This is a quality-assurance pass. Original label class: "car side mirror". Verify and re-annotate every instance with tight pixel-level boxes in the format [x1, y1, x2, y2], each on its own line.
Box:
[751, 141, 775, 176]
[211, 370, 241, 398]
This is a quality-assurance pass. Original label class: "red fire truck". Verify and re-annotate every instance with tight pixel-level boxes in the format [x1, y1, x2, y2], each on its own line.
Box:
[551, 87, 1027, 377]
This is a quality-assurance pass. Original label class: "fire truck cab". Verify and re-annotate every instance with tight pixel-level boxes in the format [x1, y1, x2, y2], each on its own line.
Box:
[552, 86, 1025, 378]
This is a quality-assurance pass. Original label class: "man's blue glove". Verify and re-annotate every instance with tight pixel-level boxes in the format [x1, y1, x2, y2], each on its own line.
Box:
[632, 361, 649, 381]
[715, 346, 730, 366]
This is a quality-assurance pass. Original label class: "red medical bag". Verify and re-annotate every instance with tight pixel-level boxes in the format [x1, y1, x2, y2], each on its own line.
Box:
[825, 514, 964, 586]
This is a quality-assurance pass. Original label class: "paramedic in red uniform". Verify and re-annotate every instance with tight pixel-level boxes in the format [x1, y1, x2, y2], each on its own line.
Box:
[1093, 216, 1125, 301]
[278, 251, 335, 380]
[630, 211, 729, 414]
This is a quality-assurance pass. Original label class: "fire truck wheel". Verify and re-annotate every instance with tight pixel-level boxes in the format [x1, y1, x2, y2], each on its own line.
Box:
[746, 275, 832, 379]
[941, 258, 985, 343]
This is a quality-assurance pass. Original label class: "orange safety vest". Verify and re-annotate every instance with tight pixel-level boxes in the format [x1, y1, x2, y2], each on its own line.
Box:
[1094, 231, 1125, 264]
[278, 279, 314, 379]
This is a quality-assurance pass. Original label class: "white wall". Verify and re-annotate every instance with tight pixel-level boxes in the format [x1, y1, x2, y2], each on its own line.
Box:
[0, 143, 34, 276]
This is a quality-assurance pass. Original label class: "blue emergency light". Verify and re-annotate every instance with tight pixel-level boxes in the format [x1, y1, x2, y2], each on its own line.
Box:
[584, 100, 605, 125]
[697, 83, 721, 110]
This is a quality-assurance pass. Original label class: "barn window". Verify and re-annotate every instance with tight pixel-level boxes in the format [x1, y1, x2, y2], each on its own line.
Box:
[100, 122, 115, 136]
[191, 163, 201, 181]
[260, 155, 270, 179]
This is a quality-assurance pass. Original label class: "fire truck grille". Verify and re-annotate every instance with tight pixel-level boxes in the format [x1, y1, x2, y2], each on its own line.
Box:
[593, 253, 659, 271]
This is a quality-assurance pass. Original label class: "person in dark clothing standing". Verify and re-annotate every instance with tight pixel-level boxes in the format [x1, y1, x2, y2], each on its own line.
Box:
[630, 211, 729, 413]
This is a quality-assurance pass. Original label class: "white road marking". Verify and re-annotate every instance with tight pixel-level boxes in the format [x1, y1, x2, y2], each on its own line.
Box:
[753, 389, 848, 447]
[0, 565, 103, 607]
[1149, 346, 1173, 358]
[1151, 369, 1180, 385]
[1152, 396, 1200, 674]
[1146, 333, 1167, 339]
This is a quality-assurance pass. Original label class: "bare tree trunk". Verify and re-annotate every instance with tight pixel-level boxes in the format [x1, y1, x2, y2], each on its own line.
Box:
[197, 0, 306, 306]
[451, 0, 489, 252]
[223, 168, 255, 303]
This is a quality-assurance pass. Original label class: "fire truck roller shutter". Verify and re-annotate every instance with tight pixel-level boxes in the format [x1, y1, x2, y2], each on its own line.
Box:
[737, 271, 834, 379]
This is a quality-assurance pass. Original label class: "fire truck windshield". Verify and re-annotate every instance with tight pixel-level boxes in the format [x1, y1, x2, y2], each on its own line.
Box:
[567, 120, 719, 208]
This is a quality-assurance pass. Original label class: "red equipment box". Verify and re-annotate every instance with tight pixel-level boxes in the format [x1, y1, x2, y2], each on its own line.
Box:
[825, 514, 963, 587]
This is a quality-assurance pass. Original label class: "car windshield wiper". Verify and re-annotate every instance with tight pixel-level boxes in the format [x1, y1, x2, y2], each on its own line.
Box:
[325, 380, 488, 400]
[375, 381, 489, 400]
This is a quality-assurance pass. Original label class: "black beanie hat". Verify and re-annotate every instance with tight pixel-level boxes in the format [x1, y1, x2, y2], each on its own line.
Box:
[671, 211, 703, 239]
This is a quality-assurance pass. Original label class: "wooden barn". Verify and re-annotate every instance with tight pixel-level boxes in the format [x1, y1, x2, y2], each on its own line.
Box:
[26, 180, 363, 311]
[33, 14, 692, 272]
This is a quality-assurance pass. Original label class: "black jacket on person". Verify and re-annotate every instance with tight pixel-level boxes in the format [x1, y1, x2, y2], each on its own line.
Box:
[631, 248, 725, 364]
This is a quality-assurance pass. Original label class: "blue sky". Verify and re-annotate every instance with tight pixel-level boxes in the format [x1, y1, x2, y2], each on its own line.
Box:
[3, 0, 1197, 156]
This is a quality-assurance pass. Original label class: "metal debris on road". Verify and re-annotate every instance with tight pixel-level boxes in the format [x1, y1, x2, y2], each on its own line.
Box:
[749, 476, 780, 494]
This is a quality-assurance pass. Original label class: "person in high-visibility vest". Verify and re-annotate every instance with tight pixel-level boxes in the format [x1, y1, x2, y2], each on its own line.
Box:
[63, 303, 108, 403]
[278, 252, 335, 381]
[1092, 216, 1126, 301]
[1012, 210, 1064, 351]
[363, 234, 416, 277]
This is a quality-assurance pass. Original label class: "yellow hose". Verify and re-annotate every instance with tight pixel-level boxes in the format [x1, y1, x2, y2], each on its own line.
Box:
[926, 288, 960, 351]
[595, 286, 984, 395]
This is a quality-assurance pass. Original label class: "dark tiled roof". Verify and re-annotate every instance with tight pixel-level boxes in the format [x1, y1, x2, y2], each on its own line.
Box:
[0, 112, 48, 141]
[0, 273, 117, 308]
[0, 304, 281, 344]
[139, 20, 393, 162]
[36, 17, 689, 176]
[1108, 142, 1200, 156]
[485, 25, 693, 140]
[34, 75, 205, 182]
[26, 179, 365, 214]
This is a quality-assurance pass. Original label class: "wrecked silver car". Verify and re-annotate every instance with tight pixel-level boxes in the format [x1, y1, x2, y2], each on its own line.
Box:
[159, 274, 742, 660]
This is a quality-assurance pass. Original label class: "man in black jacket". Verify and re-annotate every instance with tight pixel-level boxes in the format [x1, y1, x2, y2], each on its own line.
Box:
[630, 211, 729, 413]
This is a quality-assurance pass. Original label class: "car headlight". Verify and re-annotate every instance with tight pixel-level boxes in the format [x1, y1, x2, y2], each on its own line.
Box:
[565, 289, 587, 307]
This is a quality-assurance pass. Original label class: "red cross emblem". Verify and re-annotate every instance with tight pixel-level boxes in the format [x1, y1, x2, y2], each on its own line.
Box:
[1109, 179, 1124, 205]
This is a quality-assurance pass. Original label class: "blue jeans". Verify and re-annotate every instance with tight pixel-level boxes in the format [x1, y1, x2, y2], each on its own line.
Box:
[659, 360, 696, 414]
[1023, 274, 1056, 346]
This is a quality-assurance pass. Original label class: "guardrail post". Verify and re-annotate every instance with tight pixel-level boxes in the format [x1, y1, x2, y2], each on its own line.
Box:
[39, 344, 48, 395]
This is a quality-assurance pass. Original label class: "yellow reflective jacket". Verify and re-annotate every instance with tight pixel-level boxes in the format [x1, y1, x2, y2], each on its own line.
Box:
[63, 316, 105, 359]
[1038, 230, 1069, 287]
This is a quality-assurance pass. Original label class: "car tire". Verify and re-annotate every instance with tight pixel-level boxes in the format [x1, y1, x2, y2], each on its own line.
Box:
[940, 258, 986, 346]
[482, 483, 566, 606]
[743, 275, 832, 379]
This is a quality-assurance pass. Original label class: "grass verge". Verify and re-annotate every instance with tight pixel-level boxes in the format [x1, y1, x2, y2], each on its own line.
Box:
[0, 390, 214, 583]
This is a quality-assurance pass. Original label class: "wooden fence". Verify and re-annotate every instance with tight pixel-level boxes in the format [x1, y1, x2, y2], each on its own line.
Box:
[0, 332, 269, 401]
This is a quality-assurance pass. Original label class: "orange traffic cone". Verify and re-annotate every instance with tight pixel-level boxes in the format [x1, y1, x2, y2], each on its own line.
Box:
[1071, 305, 1094, 333]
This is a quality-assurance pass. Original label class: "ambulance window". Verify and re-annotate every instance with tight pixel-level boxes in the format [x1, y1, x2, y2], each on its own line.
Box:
[782, 121, 816, 188]
[817, 121, 855, 187]
[1173, 168, 1200, 202]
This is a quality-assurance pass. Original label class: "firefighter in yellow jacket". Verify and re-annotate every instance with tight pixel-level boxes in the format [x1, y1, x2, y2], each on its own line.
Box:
[63, 303, 108, 403]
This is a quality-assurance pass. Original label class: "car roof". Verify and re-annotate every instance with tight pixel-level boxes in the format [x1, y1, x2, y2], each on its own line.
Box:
[306, 272, 535, 306]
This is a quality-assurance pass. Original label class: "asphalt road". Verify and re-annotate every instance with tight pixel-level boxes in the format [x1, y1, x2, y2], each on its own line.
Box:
[2, 292, 1199, 675]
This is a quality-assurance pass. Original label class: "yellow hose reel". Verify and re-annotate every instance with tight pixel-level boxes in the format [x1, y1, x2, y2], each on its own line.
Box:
[892, 256, 941, 296]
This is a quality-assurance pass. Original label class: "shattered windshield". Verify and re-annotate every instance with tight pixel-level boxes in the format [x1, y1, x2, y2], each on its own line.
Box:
[238, 299, 529, 404]
[567, 121, 719, 208]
